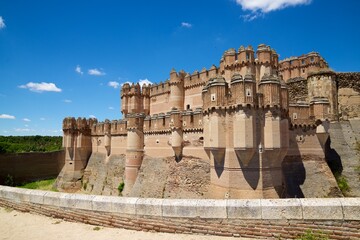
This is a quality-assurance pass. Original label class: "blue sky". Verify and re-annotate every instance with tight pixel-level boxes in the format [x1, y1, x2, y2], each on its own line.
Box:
[0, 0, 359, 136]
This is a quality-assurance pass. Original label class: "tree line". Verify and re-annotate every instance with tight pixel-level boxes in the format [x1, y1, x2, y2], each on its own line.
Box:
[0, 136, 63, 154]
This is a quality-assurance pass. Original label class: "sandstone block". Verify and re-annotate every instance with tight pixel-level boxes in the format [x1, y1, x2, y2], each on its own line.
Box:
[136, 198, 163, 216]
[340, 198, 360, 220]
[197, 199, 227, 218]
[112, 197, 138, 215]
[59, 193, 77, 208]
[1, 187, 22, 203]
[43, 191, 62, 206]
[227, 199, 261, 219]
[74, 194, 95, 210]
[29, 190, 46, 204]
[261, 199, 302, 220]
[300, 198, 343, 220]
[13, 188, 33, 203]
[92, 195, 113, 212]
[162, 199, 198, 218]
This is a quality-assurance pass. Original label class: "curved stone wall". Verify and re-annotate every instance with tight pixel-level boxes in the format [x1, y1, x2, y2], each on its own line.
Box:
[0, 185, 359, 239]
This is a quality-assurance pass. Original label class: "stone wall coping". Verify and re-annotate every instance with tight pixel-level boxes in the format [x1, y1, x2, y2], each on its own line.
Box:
[1, 185, 359, 220]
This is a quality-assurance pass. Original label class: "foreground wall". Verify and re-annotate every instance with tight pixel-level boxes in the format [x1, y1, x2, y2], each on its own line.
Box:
[0, 185, 359, 239]
[0, 151, 65, 184]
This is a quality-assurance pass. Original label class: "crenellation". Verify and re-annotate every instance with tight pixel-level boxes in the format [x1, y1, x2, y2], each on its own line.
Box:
[58, 43, 359, 198]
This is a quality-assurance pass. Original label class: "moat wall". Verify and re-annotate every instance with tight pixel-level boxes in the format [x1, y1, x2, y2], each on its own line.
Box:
[0, 186, 359, 239]
[0, 151, 65, 185]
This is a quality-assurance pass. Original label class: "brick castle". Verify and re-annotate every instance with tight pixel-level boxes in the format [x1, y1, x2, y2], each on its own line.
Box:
[56, 44, 359, 198]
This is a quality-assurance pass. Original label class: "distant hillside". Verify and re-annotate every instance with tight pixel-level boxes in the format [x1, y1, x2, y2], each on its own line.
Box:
[0, 136, 62, 154]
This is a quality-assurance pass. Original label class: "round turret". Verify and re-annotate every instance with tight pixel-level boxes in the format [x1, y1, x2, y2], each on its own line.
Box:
[169, 69, 184, 111]
[259, 74, 281, 107]
[224, 48, 236, 66]
[202, 76, 227, 110]
[256, 44, 272, 63]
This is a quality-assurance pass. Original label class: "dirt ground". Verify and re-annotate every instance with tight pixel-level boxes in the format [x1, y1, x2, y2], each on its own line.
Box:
[0, 207, 251, 240]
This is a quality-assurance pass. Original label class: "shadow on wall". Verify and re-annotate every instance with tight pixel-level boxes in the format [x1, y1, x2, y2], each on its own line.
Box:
[282, 155, 305, 198]
[238, 153, 260, 190]
[324, 138, 343, 175]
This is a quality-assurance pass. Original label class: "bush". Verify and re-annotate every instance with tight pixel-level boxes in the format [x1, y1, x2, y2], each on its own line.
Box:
[118, 182, 125, 194]
[4, 174, 14, 186]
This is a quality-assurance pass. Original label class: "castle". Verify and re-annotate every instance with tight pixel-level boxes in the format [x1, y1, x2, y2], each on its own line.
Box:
[56, 44, 359, 198]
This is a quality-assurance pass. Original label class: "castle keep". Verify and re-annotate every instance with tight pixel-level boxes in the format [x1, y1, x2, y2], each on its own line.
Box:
[56, 44, 359, 198]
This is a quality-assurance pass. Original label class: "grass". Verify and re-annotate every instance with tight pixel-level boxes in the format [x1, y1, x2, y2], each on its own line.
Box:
[18, 178, 58, 191]
[334, 172, 350, 195]
[296, 229, 329, 240]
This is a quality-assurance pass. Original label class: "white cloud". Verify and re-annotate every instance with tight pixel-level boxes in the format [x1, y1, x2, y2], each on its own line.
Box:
[121, 79, 153, 88]
[75, 65, 83, 75]
[236, 0, 312, 21]
[19, 82, 62, 93]
[40, 117, 46, 121]
[15, 128, 34, 132]
[236, 0, 311, 13]
[88, 68, 106, 76]
[108, 81, 120, 89]
[23, 118, 31, 122]
[63, 99, 72, 103]
[139, 78, 153, 86]
[0, 16, 5, 29]
[108, 106, 114, 110]
[0, 114, 15, 119]
[181, 22, 192, 28]
[89, 115, 96, 118]
[241, 12, 264, 21]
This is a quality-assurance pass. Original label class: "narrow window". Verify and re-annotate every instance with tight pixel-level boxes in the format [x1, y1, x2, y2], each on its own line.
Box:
[293, 113, 298, 120]
[310, 57, 315, 62]
[211, 93, 216, 102]
[246, 88, 252, 97]
[187, 104, 190, 110]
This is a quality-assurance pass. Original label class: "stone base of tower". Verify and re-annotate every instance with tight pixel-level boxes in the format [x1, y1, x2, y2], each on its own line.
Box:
[207, 150, 284, 199]
[55, 148, 91, 192]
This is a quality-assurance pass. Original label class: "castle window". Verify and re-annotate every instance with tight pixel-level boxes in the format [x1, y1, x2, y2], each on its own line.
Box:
[246, 53, 250, 61]
[293, 113, 298, 120]
[310, 57, 314, 62]
[302, 69, 305, 73]
[187, 104, 190, 110]
[211, 93, 216, 102]
[162, 118, 165, 126]
[246, 88, 252, 97]
[301, 59, 305, 65]
[190, 115, 194, 123]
